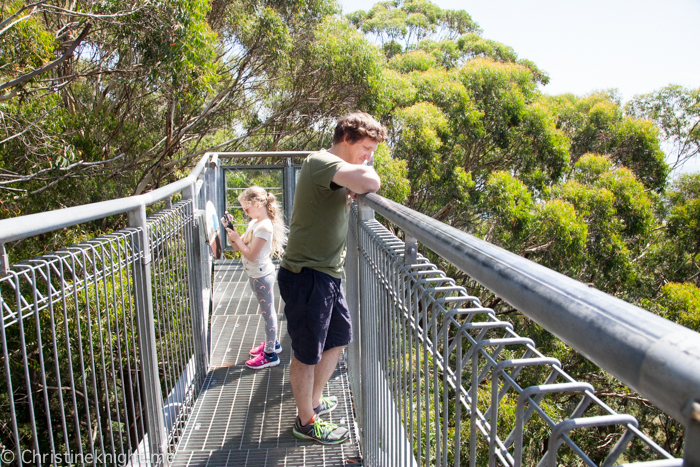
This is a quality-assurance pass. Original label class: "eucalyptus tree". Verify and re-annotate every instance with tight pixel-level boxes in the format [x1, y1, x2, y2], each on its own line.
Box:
[1, 0, 221, 219]
[626, 85, 700, 170]
[0, 0, 389, 233]
[543, 91, 669, 191]
[350, 1, 564, 226]
[350, 1, 693, 459]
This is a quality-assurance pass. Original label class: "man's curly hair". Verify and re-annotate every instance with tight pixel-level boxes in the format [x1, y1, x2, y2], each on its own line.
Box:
[333, 111, 388, 145]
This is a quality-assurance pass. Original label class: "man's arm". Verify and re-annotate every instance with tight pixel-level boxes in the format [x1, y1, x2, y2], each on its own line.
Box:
[331, 164, 381, 194]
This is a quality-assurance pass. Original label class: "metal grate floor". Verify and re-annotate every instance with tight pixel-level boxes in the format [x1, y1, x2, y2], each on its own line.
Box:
[172, 260, 363, 466]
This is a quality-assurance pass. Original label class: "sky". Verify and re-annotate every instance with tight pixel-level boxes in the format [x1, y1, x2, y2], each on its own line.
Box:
[339, 0, 700, 173]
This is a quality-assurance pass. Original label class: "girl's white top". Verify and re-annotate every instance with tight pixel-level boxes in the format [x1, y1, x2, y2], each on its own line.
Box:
[242, 218, 275, 278]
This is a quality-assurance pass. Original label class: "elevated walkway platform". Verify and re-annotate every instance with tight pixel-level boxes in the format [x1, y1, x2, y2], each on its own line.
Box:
[171, 260, 363, 466]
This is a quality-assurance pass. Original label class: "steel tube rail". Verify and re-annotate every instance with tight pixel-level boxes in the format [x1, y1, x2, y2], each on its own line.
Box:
[216, 151, 312, 159]
[358, 193, 700, 431]
[350, 198, 684, 465]
[0, 153, 211, 245]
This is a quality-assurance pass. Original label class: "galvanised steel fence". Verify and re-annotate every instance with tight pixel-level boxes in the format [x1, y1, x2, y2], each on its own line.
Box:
[345, 195, 700, 467]
[0, 154, 216, 466]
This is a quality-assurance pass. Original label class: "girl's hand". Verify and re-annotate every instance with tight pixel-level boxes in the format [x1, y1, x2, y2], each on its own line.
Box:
[226, 227, 240, 242]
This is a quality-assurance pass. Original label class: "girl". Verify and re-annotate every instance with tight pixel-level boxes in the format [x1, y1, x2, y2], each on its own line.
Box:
[224, 186, 287, 369]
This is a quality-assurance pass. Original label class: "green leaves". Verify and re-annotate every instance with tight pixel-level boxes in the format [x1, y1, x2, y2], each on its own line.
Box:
[626, 84, 700, 170]
[542, 92, 669, 191]
[310, 17, 383, 84]
[658, 282, 700, 332]
[533, 199, 587, 266]
[0, 1, 56, 76]
[373, 143, 410, 203]
[347, 0, 479, 56]
[665, 174, 700, 271]
[388, 49, 437, 73]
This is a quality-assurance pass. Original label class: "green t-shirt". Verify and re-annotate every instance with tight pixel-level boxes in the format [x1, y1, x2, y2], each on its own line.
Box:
[281, 150, 349, 278]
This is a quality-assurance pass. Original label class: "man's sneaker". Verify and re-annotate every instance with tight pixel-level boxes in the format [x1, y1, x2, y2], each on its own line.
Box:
[314, 395, 338, 416]
[250, 341, 282, 356]
[292, 414, 349, 445]
[245, 352, 280, 369]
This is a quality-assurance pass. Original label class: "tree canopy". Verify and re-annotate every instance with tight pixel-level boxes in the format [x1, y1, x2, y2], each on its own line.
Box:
[0, 0, 384, 220]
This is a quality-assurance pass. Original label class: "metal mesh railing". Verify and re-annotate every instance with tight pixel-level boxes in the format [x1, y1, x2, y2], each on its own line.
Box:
[0, 229, 147, 465]
[0, 199, 209, 466]
[148, 201, 207, 449]
[348, 203, 684, 467]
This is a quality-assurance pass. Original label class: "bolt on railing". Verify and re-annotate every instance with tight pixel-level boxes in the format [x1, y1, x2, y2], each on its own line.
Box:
[346, 193, 699, 466]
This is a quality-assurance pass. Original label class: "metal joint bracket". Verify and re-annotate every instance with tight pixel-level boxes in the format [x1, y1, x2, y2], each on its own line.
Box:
[208, 153, 219, 169]
[404, 236, 418, 265]
[1, 243, 9, 276]
[359, 203, 374, 221]
[684, 399, 700, 422]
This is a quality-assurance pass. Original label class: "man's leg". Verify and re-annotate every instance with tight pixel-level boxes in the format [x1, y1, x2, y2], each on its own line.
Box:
[290, 356, 316, 426]
[280, 267, 349, 443]
[290, 345, 343, 425]
[312, 345, 344, 408]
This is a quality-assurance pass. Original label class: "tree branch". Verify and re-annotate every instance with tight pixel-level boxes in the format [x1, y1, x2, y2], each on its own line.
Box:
[0, 21, 92, 93]
[0, 153, 124, 188]
[0, 1, 46, 33]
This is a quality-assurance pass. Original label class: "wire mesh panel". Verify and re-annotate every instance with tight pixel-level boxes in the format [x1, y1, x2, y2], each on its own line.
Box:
[350, 208, 680, 467]
[0, 230, 147, 466]
[0, 201, 209, 466]
[148, 201, 207, 451]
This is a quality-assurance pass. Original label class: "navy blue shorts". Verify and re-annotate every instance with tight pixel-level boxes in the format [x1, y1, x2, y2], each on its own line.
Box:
[278, 267, 352, 365]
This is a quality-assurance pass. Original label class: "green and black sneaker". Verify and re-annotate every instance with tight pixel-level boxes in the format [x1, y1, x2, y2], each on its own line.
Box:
[292, 414, 349, 445]
[314, 395, 338, 416]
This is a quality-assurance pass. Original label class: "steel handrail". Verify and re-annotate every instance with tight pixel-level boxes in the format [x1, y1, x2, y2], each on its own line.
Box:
[358, 192, 700, 428]
[216, 151, 312, 159]
[0, 153, 212, 245]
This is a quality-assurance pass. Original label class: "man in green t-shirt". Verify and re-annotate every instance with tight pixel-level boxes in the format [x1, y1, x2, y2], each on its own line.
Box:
[278, 112, 387, 444]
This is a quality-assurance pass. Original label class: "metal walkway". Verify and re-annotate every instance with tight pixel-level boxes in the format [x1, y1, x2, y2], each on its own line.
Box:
[171, 260, 363, 467]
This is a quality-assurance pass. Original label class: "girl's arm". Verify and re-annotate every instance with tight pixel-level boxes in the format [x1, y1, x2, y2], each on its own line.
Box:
[225, 227, 240, 250]
[226, 229, 267, 261]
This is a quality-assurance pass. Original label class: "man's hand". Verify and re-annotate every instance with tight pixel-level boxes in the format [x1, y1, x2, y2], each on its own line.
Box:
[347, 189, 358, 201]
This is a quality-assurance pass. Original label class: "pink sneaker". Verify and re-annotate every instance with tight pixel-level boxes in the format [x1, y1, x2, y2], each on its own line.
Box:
[249, 341, 282, 356]
[245, 352, 280, 369]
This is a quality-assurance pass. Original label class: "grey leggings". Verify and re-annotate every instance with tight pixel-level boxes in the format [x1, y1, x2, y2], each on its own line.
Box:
[248, 273, 278, 353]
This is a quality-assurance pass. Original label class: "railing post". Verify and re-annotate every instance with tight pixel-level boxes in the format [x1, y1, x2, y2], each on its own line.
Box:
[357, 201, 379, 466]
[345, 205, 362, 444]
[128, 203, 169, 464]
[205, 154, 226, 252]
[0, 243, 8, 276]
[684, 400, 700, 466]
[182, 183, 209, 380]
[283, 157, 295, 224]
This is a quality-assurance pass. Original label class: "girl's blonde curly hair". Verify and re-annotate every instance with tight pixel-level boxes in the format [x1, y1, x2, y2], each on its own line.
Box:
[238, 186, 287, 258]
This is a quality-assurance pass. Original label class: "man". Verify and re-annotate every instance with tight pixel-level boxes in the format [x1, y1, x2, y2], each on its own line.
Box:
[278, 112, 387, 444]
